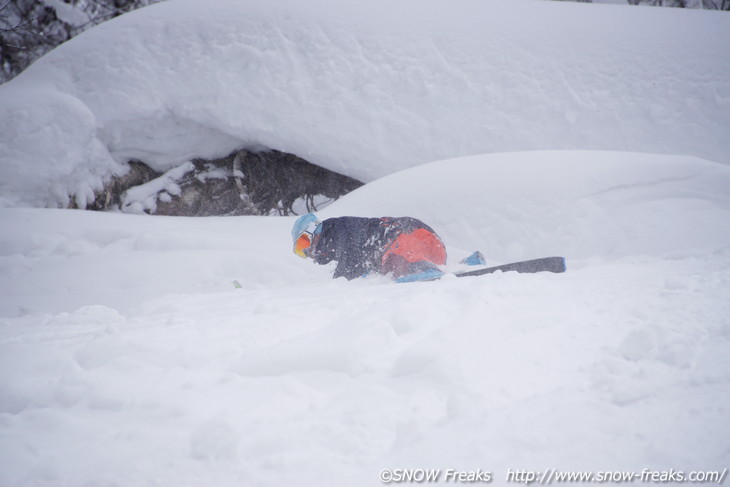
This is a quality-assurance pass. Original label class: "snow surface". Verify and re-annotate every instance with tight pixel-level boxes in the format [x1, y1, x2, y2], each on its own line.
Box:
[2, 151, 730, 486]
[1, 0, 729, 208]
[1, 0, 730, 485]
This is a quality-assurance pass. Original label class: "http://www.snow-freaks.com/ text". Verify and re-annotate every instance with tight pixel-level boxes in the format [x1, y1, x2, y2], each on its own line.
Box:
[378, 467, 728, 484]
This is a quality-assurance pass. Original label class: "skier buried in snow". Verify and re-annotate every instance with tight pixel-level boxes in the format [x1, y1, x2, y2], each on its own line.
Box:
[291, 213, 447, 280]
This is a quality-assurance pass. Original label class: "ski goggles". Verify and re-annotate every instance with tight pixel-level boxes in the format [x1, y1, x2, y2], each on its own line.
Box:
[293, 220, 320, 258]
[293, 231, 313, 258]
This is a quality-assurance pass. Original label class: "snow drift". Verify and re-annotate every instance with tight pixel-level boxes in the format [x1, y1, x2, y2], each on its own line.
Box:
[1, 0, 729, 207]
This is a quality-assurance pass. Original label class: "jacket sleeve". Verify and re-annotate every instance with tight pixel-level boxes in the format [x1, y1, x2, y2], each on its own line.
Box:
[311, 217, 374, 280]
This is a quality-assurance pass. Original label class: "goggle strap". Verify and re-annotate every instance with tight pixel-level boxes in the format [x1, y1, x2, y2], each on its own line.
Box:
[305, 220, 321, 235]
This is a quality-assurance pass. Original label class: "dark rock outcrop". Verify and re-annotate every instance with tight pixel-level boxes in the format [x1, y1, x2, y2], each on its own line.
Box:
[83, 149, 363, 216]
[233, 149, 363, 216]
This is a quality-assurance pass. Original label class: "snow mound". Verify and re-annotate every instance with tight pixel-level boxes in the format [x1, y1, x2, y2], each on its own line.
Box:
[325, 151, 730, 264]
[1, 0, 729, 207]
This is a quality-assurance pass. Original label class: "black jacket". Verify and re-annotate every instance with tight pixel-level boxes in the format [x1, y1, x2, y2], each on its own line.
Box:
[310, 216, 437, 280]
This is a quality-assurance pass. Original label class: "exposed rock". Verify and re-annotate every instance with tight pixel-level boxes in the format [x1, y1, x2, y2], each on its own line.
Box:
[85, 149, 363, 216]
[71, 160, 159, 211]
[233, 149, 363, 216]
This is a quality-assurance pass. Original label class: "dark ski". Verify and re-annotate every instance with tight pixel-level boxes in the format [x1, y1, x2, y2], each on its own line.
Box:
[395, 256, 566, 282]
[455, 256, 566, 278]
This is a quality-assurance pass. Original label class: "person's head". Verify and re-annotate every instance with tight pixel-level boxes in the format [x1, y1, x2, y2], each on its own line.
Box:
[291, 213, 321, 258]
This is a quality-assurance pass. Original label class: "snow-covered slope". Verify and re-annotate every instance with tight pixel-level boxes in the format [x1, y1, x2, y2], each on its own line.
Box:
[1, 0, 729, 207]
[2, 0, 729, 484]
[2, 151, 729, 486]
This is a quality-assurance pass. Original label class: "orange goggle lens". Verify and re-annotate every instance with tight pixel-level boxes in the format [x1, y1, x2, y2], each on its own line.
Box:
[293, 232, 312, 258]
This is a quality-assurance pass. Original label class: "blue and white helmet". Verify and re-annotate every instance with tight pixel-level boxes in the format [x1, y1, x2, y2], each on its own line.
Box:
[291, 213, 321, 243]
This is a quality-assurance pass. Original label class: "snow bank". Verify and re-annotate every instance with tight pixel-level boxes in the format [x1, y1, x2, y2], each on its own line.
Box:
[323, 151, 730, 263]
[1, 0, 729, 207]
[1, 151, 729, 486]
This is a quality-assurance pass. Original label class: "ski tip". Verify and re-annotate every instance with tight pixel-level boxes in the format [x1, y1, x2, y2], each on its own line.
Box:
[537, 256, 566, 273]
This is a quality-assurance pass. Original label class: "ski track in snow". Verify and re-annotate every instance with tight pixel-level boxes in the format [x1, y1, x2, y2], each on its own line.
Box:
[1, 152, 730, 486]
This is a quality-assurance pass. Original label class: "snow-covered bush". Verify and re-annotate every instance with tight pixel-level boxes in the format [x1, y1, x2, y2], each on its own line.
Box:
[0, 0, 160, 83]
